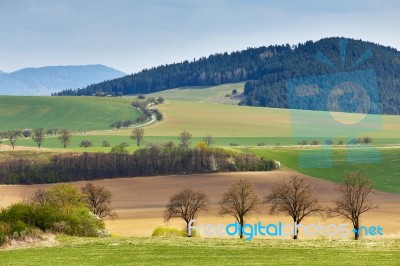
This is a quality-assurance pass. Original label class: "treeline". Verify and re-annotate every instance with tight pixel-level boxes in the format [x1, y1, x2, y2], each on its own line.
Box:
[53, 46, 289, 96]
[110, 96, 164, 129]
[54, 37, 400, 114]
[0, 143, 275, 184]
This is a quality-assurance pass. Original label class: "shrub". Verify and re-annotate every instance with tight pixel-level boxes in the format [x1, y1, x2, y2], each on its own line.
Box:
[12, 220, 27, 235]
[60, 207, 105, 237]
[22, 129, 32, 138]
[311, 140, 320, 145]
[297, 140, 308, 145]
[256, 142, 265, 146]
[152, 109, 163, 121]
[156, 96, 164, 104]
[79, 140, 93, 147]
[151, 227, 196, 237]
[102, 140, 110, 147]
[110, 121, 123, 129]
[229, 143, 240, 146]
[0, 233, 6, 245]
[110, 143, 129, 155]
[0, 221, 12, 237]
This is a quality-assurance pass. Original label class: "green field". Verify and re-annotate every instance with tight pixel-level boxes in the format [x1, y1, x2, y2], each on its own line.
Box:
[0, 96, 140, 131]
[251, 147, 400, 194]
[147, 83, 245, 104]
[0, 236, 398, 265]
[2, 84, 400, 194]
[13, 135, 400, 151]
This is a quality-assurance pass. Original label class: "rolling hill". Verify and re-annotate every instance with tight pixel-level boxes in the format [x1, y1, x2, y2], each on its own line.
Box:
[0, 96, 140, 131]
[0, 65, 126, 96]
[55, 37, 400, 114]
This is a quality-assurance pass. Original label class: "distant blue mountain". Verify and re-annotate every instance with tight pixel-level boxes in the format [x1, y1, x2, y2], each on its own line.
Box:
[0, 65, 127, 95]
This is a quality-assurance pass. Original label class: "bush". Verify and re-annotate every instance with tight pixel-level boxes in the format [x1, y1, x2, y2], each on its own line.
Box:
[311, 140, 320, 145]
[110, 143, 129, 155]
[102, 140, 110, 147]
[151, 227, 195, 237]
[0, 233, 6, 245]
[79, 140, 93, 147]
[22, 129, 32, 138]
[256, 142, 265, 146]
[0, 221, 12, 237]
[297, 140, 308, 145]
[12, 220, 26, 235]
[156, 96, 164, 104]
[152, 109, 163, 121]
[60, 207, 105, 237]
[229, 143, 240, 146]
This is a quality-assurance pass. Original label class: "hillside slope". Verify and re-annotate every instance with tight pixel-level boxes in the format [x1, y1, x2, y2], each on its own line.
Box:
[55, 37, 400, 114]
[0, 96, 140, 131]
[0, 65, 126, 95]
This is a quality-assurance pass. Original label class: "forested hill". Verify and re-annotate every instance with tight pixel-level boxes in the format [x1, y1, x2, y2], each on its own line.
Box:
[55, 38, 400, 114]
[54, 45, 291, 96]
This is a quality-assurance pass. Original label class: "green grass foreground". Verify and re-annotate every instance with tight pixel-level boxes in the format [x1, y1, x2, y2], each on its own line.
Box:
[0, 236, 399, 265]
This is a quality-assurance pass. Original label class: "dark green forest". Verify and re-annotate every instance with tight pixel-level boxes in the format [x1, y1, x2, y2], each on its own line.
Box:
[55, 37, 400, 114]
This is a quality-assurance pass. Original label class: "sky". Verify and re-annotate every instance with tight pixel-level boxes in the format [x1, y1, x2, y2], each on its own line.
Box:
[0, 0, 399, 74]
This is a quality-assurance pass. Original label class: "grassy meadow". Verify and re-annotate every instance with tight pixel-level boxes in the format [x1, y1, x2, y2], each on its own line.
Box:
[0, 96, 140, 131]
[1, 83, 400, 194]
[147, 82, 245, 104]
[0, 236, 399, 266]
[251, 147, 400, 194]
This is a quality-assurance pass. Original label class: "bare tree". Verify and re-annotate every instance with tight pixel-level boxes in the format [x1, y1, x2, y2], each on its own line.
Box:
[203, 134, 214, 147]
[7, 130, 18, 149]
[164, 188, 208, 236]
[81, 183, 115, 218]
[329, 172, 377, 240]
[32, 128, 46, 149]
[178, 130, 192, 149]
[29, 188, 47, 206]
[131, 127, 145, 147]
[58, 128, 72, 148]
[264, 176, 324, 239]
[218, 180, 261, 238]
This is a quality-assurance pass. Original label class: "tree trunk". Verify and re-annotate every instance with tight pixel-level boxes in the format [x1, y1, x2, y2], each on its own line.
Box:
[293, 220, 299, 240]
[186, 221, 192, 237]
[240, 219, 244, 239]
[354, 226, 359, 240]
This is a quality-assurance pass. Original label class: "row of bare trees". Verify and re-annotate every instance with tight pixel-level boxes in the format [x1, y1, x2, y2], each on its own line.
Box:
[164, 172, 375, 240]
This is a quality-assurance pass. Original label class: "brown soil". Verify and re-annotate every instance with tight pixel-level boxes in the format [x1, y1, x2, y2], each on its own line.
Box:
[1, 171, 399, 237]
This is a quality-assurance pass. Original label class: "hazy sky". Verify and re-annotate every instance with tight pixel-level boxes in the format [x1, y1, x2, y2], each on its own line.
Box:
[0, 0, 399, 73]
